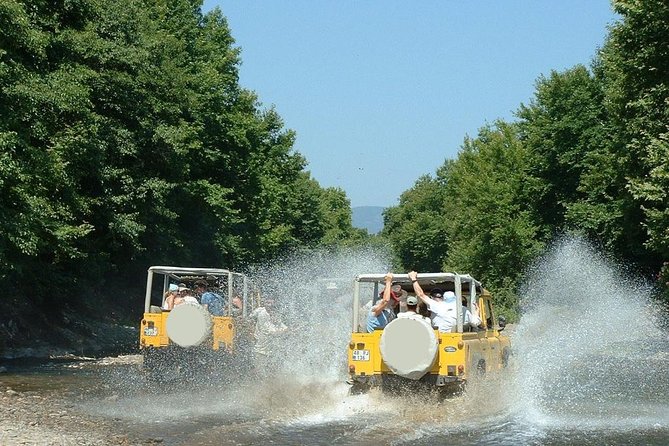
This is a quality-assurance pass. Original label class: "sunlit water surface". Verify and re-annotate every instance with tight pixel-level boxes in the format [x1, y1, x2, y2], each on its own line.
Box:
[3, 241, 669, 445]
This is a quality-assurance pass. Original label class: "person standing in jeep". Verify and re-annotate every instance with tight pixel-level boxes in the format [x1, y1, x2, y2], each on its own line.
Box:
[397, 294, 431, 326]
[366, 273, 404, 332]
[409, 271, 457, 332]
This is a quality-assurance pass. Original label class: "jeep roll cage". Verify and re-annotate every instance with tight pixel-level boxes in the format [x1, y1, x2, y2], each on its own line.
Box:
[352, 272, 483, 333]
[144, 266, 257, 316]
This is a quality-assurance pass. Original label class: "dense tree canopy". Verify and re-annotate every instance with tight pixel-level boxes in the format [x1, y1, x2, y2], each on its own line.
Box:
[602, 0, 669, 260]
[384, 0, 669, 315]
[0, 0, 364, 334]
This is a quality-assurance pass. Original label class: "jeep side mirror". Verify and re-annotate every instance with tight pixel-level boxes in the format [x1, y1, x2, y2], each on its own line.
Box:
[498, 315, 506, 332]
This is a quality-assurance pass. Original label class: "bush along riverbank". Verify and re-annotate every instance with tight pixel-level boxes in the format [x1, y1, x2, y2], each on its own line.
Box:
[0, 295, 138, 360]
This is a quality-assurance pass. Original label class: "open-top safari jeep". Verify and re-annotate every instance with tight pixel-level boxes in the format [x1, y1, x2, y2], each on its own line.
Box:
[139, 266, 259, 377]
[348, 272, 510, 394]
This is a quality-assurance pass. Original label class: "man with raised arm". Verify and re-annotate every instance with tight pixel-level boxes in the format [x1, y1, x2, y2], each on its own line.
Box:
[366, 272, 402, 332]
[408, 271, 457, 333]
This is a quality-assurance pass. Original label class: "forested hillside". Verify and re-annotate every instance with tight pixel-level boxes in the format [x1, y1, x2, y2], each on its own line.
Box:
[0, 0, 365, 352]
[383, 0, 669, 318]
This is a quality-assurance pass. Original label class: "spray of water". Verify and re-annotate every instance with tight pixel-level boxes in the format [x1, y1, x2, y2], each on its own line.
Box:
[244, 245, 393, 385]
[85, 238, 669, 444]
[508, 236, 669, 429]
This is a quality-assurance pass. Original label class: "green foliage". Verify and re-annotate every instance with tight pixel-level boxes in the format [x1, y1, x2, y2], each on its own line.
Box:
[382, 175, 448, 271]
[318, 186, 367, 247]
[517, 66, 609, 232]
[601, 0, 669, 260]
[441, 123, 544, 291]
[0, 0, 363, 331]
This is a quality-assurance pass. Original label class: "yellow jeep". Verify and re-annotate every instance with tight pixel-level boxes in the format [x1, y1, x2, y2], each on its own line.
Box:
[347, 272, 511, 393]
[139, 266, 259, 376]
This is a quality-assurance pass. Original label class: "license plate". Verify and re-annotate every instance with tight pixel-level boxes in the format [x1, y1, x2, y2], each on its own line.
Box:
[352, 349, 370, 361]
[143, 327, 158, 336]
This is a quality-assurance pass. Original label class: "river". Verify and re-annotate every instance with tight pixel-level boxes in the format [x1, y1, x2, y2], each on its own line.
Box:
[1, 239, 668, 445]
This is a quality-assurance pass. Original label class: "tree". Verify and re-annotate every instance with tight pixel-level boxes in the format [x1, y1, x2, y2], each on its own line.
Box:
[441, 122, 544, 314]
[599, 0, 669, 263]
[382, 174, 448, 272]
[516, 66, 609, 235]
[317, 186, 368, 247]
[0, 0, 364, 347]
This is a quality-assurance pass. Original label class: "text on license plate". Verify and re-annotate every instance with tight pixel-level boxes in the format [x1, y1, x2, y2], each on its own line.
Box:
[143, 327, 158, 336]
[352, 349, 370, 361]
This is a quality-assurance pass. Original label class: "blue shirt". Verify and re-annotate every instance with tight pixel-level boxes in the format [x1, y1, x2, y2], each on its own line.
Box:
[366, 308, 395, 332]
[201, 291, 225, 316]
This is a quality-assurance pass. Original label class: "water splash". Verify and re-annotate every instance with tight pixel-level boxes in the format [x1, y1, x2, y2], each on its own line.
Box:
[245, 245, 391, 383]
[509, 236, 669, 429]
[82, 239, 669, 444]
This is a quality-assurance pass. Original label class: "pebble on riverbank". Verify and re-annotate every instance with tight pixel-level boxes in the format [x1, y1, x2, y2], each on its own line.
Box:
[0, 356, 151, 446]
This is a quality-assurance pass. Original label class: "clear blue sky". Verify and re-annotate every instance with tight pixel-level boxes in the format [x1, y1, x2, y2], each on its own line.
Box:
[202, 1, 617, 208]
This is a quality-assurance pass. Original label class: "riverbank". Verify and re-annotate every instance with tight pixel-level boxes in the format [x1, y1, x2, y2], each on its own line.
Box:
[0, 384, 125, 445]
[0, 355, 157, 446]
[1, 321, 138, 360]
[0, 295, 139, 360]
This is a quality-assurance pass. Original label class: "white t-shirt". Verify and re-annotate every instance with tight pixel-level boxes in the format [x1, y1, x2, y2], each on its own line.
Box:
[249, 307, 287, 355]
[427, 299, 457, 332]
[397, 310, 432, 327]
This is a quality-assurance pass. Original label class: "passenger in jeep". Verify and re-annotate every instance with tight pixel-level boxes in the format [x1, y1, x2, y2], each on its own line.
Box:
[195, 280, 225, 316]
[462, 297, 482, 330]
[162, 284, 179, 310]
[174, 286, 198, 306]
[228, 295, 244, 317]
[409, 271, 457, 332]
[397, 295, 431, 326]
[366, 273, 404, 332]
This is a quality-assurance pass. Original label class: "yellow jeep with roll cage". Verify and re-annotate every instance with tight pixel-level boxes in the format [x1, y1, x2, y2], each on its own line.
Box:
[139, 266, 260, 378]
[348, 272, 510, 394]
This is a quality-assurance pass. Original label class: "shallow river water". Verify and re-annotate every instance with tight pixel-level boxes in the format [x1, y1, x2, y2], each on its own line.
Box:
[3, 340, 668, 446]
[2, 239, 669, 445]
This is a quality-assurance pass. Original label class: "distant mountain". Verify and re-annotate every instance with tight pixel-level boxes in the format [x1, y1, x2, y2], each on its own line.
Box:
[352, 206, 385, 234]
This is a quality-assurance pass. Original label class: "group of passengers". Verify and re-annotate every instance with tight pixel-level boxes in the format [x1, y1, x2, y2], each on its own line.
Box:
[162, 283, 197, 310]
[366, 271, 481, 333]
[162, 280, 244, 317]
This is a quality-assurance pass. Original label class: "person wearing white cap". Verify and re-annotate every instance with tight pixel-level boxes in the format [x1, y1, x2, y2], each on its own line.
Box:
[162, 283, 180, 310]
[408, 271, 457, 333]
